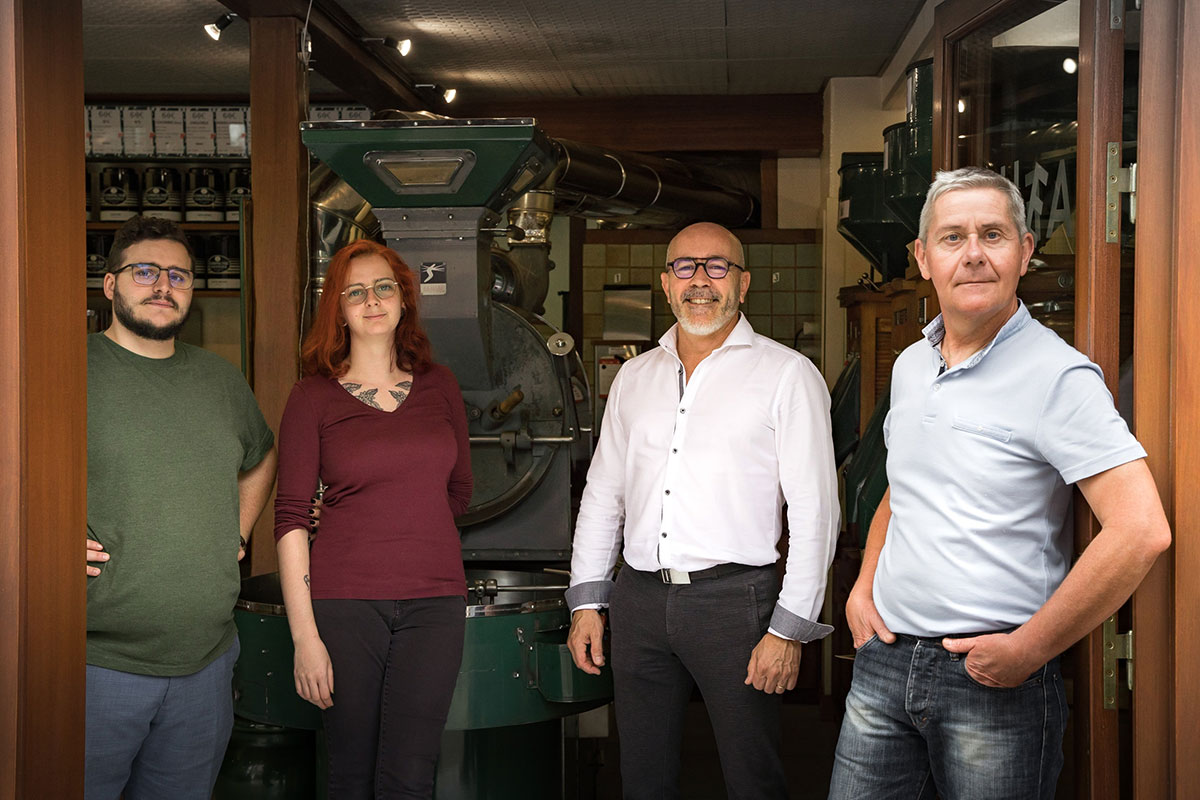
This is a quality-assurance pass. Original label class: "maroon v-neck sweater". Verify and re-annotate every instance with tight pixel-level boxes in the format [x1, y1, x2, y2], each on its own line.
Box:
[273, 365, 473, 600]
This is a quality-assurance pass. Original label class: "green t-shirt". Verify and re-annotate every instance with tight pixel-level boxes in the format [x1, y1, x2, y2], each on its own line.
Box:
[87, 334, 274, 676]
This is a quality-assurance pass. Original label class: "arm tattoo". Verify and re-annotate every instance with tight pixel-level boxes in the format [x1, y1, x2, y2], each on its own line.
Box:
[339, 381, 382, 409]
[390, 379, 413, 407]
[303, 574, 310, 590]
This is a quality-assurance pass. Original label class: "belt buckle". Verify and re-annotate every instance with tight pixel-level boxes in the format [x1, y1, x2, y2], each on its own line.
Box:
[660, 568, 691, 585]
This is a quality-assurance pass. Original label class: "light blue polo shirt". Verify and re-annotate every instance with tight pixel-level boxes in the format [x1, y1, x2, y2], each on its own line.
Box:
[873, 303, 1146, 637]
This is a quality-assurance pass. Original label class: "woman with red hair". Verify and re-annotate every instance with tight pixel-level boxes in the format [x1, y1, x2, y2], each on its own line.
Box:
[273, 240, 472, 798]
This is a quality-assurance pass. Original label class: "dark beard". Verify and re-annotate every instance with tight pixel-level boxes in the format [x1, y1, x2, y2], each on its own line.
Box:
[112, 286, 190, 341]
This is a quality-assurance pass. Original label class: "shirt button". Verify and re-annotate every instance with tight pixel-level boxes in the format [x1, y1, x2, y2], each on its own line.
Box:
[672, 448, 678, 453]
[661, 532, 667, 538]
[679, 408, 686, 414]
[664, 489, 670, 495]
[933, 384, 941, 392]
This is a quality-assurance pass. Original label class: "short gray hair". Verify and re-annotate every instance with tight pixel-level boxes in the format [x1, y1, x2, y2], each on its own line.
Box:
[918, 167, 1028, 245]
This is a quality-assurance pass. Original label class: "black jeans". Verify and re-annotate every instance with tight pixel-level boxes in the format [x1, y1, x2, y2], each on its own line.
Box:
[312, 596, 465, 800]
[609, 565, 788, 800]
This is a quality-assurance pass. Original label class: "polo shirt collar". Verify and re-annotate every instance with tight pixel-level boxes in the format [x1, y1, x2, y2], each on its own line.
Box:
[659, 312, 755, 357]
[921, 301, 1031, 370]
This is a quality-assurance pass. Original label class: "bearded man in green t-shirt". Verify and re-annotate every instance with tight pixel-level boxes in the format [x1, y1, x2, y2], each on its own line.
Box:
[83, 215, 277, 800]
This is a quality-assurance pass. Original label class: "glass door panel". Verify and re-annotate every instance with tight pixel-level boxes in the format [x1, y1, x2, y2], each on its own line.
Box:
[950, 0, 1078, 344]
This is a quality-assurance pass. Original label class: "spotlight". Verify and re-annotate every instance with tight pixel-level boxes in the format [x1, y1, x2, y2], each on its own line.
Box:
[363, 36, 413, 56]
[957, 98, 966, 113]
[1062, 57, 1078, 74]
[205, 12, 237, 42]
[416, 83, 457, 104]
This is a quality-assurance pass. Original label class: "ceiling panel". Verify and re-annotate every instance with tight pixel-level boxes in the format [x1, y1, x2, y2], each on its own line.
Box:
[562, 59, 730, 93]
[82, 0, 924, 101]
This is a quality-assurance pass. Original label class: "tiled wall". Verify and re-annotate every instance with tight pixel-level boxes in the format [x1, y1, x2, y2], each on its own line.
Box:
[579, 232, 822, 382]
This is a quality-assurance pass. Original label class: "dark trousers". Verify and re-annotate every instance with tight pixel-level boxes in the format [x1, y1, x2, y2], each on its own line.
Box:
[609, 565, 788, 800]
[312, 597, 465, 800]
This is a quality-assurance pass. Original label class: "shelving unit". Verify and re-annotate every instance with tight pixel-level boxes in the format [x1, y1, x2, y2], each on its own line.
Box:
[87, 288, 240, 298]
[86, 221, 240, 232]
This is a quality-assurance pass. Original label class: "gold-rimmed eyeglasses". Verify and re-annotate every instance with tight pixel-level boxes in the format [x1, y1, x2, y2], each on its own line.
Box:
[341, 278, 399, 305]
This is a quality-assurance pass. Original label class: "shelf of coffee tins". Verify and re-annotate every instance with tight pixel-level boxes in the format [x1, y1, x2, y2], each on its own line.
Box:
[86, 221, 240, 232]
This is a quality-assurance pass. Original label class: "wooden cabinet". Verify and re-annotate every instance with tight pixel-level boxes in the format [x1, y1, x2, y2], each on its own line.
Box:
[839, 285, 895, 426]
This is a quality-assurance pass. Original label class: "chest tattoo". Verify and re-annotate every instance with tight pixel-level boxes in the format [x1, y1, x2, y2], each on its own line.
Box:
[340, 381, 382, 409]
[390, 379, 413, 407]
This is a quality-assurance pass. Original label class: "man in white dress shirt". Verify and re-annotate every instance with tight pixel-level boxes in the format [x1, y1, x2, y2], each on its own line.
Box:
[566, 222, 840, 799]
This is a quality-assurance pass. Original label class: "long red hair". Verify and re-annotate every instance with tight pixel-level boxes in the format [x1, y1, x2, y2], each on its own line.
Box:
[301, 240, 434, 377]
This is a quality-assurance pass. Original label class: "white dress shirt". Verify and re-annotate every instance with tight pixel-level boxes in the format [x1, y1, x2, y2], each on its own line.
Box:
[566, 314, 839, 641]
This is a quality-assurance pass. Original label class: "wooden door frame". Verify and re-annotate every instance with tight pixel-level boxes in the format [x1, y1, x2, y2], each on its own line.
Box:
[1137, 1, 1200, 797]
[0, 1, 88, 797]
[1168, 2, 1200, 792]
[1072, 3, 1126, 797]
[1129, 2, 1176, 796]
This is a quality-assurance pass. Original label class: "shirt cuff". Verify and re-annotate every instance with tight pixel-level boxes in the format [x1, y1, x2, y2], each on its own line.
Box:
[769, 605, 834, 643]
[565, 580, 613, 611]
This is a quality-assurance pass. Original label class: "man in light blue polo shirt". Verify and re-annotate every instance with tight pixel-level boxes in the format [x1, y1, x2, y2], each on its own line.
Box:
[828, 167, 1171, 800]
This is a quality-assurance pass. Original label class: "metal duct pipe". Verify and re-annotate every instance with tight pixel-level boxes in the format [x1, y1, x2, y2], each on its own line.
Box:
[500, 189, 556, 313]
[309, 162, 380, 310]
[552, 139, 756, 229]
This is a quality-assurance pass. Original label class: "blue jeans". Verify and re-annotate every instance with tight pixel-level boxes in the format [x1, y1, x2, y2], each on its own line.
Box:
[828, 633, 1066, 800]
[85, 637, 239, 800]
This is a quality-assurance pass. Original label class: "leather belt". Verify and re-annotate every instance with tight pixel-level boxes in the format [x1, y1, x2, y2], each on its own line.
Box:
[656, 563, 760, 585]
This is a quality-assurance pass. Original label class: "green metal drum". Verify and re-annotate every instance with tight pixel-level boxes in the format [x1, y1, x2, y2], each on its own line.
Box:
[451, 568, 612, 729]
[837, 152, 914, 281]
[880, 58, 935, 241]
[228, 570, 613, 799]
[232, 573, 323, 731]
[906, 58, 934, 177]
[233, 570, 610, 732]
[882, 122, 928, 239]
[212, 718, 318, 800]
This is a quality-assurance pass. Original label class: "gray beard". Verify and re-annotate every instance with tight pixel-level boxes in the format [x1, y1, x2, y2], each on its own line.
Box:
[670, 293, 739, 337]
[113, 286, 190, 341]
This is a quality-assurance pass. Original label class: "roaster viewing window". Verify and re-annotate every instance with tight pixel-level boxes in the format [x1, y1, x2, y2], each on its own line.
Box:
[367, 149, 476, 194]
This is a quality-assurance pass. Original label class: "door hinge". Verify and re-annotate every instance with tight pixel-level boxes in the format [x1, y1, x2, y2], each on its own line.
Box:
[1105, 142, 1137, 243]
[1102, 614, 1133, 710]
[1110, 0, 1125, 29]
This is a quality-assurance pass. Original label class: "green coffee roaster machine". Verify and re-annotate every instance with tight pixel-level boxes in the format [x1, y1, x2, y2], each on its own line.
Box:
[836, 60, 933, 285]
[834, 59, 934, 536]
[216, 117, 754, 799]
